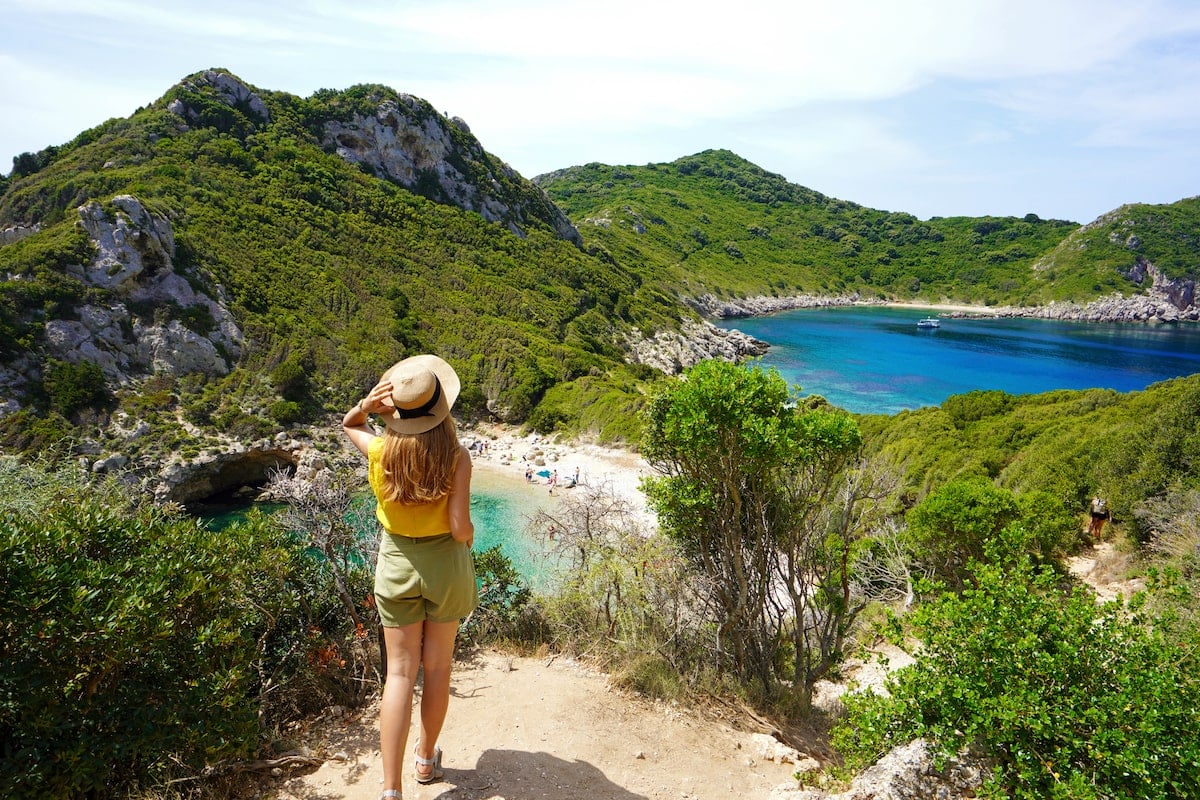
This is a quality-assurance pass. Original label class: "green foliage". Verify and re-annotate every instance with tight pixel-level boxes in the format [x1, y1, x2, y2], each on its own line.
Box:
[459, 545, 533, 648]
[861, 375, 1200, 546]
[41, 358, 111, 418]
[641, 359, 870, 705]
[539, 151, 1091, 306]
[268, 399, 303, 424]
[907, 478, 1020, 586]
[941, 389, 1014, 429]
[0, 71, 670, 441]
[0, 458, 376, 798]
[834, 548, 1200, 799]
[1033, 198, 1200, 295]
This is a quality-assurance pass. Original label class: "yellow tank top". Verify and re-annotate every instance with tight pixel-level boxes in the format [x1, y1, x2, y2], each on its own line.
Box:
[367, 437, 451, 537]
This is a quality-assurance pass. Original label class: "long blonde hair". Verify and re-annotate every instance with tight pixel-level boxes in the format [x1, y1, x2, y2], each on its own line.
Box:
[377, 416, 460, 504]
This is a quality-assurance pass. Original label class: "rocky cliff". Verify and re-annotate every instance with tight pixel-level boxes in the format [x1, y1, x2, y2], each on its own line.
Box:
[623, 318, 769, 374]
[0, 195, 242, 409]
[319, 91, 582, 245]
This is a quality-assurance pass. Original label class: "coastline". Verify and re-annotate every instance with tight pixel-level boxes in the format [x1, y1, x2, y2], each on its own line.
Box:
[462, 421, 655, 526]
[687, 291, 1199, 324]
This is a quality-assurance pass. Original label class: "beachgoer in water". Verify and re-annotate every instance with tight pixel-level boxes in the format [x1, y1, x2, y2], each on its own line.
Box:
[341, 354, 476, 800]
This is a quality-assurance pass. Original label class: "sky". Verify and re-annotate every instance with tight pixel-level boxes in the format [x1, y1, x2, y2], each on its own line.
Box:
[4, 0, 1200, 223]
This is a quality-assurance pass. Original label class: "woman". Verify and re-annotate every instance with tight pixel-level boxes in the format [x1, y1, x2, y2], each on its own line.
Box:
[341, 354, 477, 800]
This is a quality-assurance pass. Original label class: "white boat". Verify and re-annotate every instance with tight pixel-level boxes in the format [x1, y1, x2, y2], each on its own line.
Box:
[916, 317, 940, 328]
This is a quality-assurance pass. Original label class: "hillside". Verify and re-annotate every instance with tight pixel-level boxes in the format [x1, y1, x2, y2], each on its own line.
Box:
[537, 151, 1200, 308]
[0, 70, 696, 463]
[1, 71, 1199, 492]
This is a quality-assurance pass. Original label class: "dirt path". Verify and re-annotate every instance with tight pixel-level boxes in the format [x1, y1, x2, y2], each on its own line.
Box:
[273, 651, 804, 800]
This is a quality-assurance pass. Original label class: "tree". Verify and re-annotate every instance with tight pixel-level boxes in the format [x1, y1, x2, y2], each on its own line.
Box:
[640, 359, 875, 706]
[41, 359, 111, 419]
[906, 477, 1019, 589]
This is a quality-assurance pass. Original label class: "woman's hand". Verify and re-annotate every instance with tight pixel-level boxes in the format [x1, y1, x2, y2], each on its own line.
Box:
[341, 379, 394, 455]
[359, 379, 394, 416]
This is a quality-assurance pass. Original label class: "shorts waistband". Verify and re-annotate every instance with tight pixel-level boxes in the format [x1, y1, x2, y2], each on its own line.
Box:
[381, 530, 453, 544]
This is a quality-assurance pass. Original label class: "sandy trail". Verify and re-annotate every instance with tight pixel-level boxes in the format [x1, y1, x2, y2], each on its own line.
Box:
[273, 651, 802, 800]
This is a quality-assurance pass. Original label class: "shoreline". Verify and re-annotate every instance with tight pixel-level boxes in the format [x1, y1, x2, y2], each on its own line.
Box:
[462, 421, 655, 527]
[691, 291, 1198, 324]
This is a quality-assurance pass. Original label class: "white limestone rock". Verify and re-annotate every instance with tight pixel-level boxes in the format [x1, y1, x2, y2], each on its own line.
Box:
[40, 195, 244, 383]
[322, 95, 581, 245]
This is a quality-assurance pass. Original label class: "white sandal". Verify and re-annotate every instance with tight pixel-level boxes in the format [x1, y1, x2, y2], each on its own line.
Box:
[379, 790, 401, 800]
[414, 743, 444, 784]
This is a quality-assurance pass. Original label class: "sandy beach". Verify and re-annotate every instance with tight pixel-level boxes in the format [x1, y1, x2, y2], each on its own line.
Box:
[879, 299, 999, 314]
[460, 421, 655, 525]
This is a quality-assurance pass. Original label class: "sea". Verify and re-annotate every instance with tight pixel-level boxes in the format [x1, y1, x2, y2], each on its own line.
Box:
[713, 306, 1200, 416]
[208, 306, 1200, 580]
[204, 461, 559, 584]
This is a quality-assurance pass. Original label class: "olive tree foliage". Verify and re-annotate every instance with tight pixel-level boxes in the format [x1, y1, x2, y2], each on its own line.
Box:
[640, 359, 891, 707]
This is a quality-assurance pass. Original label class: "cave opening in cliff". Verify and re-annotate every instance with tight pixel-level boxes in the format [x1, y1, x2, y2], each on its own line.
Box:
[177, 451, 297, 516]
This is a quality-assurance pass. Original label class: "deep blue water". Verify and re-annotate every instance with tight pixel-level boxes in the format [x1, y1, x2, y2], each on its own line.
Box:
[715, 306, 1200, 415]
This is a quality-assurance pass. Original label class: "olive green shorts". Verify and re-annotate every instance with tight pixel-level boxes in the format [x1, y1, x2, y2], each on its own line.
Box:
[374, 531, 478, 627]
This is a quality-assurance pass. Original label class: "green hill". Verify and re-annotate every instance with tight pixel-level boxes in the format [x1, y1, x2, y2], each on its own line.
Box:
[537, 149, 1200, 308]
[0, 70, 678, 453]
[1, 72, 1198, 464]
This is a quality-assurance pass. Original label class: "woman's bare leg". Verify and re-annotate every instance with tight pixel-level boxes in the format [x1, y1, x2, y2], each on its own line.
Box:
[380, 622, 424, 795]
[414, 619, 459, 777]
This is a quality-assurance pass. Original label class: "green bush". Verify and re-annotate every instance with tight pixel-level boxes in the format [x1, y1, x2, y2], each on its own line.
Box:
[0, 460, 371, 798]
[41, 358, 111, 419]
[269, 398, 303, 424]
[459, 545, 532, 648]
[834, 544, 1200, 799]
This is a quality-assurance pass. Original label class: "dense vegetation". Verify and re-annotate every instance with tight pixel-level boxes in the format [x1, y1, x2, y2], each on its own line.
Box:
[0, 71, 669, 451]
[0, 458, 377, 797]
[3, 71, 1199, 451]
[539, 151, 1091, 306]
[2, 69, 1199, 799]
[509, 366, 1200, 798]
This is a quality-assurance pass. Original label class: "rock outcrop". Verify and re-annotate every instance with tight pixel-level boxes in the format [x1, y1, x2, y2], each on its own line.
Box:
[67, 196, 242, 377]
[685, 293, 862, 319]
[322, 94, 582, 245]
[623, 318, 769, 374]
[154, 445, 297, 507]
[0, 195, 243, 407]
[166, 69, 270, 125]
[770, 739, 989, 800]
[0, 223, 39, 246]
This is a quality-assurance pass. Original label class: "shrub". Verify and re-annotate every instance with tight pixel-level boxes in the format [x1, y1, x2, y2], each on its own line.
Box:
[834, 545, 1200, 799]
[0, 460, 371, 798]
[41, 358, 111, 419]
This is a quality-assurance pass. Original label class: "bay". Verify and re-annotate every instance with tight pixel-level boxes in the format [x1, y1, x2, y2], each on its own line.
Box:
[714, 306, 1200, 415]
[203, 465, 555, 585]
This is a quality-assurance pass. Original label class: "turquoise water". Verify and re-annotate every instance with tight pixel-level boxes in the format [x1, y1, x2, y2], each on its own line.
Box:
[203, 465, 556, 585]
[470, 465, 556, 585]
[715, 306, 1200, 415]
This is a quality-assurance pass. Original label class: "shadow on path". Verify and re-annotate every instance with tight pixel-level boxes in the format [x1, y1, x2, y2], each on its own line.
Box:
[433, 748, 649, 800]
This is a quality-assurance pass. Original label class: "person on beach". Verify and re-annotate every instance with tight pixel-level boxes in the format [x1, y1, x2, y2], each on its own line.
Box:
[341, 354, 477, 800]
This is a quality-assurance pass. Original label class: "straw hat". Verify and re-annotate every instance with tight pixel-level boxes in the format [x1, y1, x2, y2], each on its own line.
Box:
[378, 354, 461, 434]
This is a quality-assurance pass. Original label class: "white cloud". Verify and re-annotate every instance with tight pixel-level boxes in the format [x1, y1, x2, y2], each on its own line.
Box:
[3, 0, 1200, 221]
